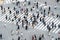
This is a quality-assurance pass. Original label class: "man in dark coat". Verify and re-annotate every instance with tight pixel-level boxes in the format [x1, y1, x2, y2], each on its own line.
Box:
[18, 36, 20, 40]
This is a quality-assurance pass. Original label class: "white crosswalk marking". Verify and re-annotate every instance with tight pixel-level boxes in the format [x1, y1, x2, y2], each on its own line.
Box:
[43, 17, 53, 31]
[39, 24, 44, 30]
[37, 22, 43, 29]
[55, 29, 60, 34]
[42, 25, 47, 30]
[53, 27, 58, 33]
[36, 15, 50, 30]
[35, 13, 60, 33]
[0, 0, 60, 40]
[34, 22, 41, 28]
[52, 21, 60, 33]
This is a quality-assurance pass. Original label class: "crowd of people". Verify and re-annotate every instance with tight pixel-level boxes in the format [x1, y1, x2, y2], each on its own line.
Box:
[0, 0, 60, 40]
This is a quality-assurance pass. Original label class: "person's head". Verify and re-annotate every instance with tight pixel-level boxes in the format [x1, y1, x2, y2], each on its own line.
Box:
[45, 2, 47, 6]
[42, 34, 44, 38]
[57, 0, 59, 2]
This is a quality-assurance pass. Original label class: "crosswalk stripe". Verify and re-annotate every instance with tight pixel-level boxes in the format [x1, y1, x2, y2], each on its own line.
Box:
[39, 24, 44, 30]
[55, 29, 60, 34]
[42, 25, 47, 30]
[37, 22, 43, 29]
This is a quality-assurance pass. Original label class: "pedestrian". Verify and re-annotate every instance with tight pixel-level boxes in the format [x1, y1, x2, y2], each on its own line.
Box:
[17, 25, 20, 30]
[36, 2, 38, 8]
[43, 21, 46, 26]
[16, 1, 20, 6]
[39, 36, 41, 40]
[49, 6, 51, 11]
[56, 0, 59, 2]
[22, 20, 24, 28]
[4, 8, 6, 13]
[0, 34, 2, 39]
[43, 9, 46, 17]
[54, 24, 56, 28]
[18, 36, 20, 40]
[31, 8, 33, 11]
[57, 14, 59, 18]
[58, 24, 60, 28]
[1, 6, 3, 10]
[25, 19, 28, 25]
[16, 10, 19, 14]
[37, 13, 39, 19]
[48, 11, 50, 16]
[8, 7, 10, 9]
[25, 38, 26, 40]
[44, 9, 45, 13]
[5, 15, 7, 20]
[12, 38, 14, 40]
[28, 1, 31, 5]
[42, 34, 44, 38]
[34, 35, 37, 40]
[13, 7, 16, 11]
[18, 18, 20, 22]
[25, 25, 28, 30]
[32, 35, 34, 40]
[12, 19, 14, 22]
[14, 16, 17, 20]
[16, 22, 18, 26]
[9, 10, 12, 14]
[40, 17, 42, 21]
[25, 0, 27, 2]
[47, 25, 51, 32]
